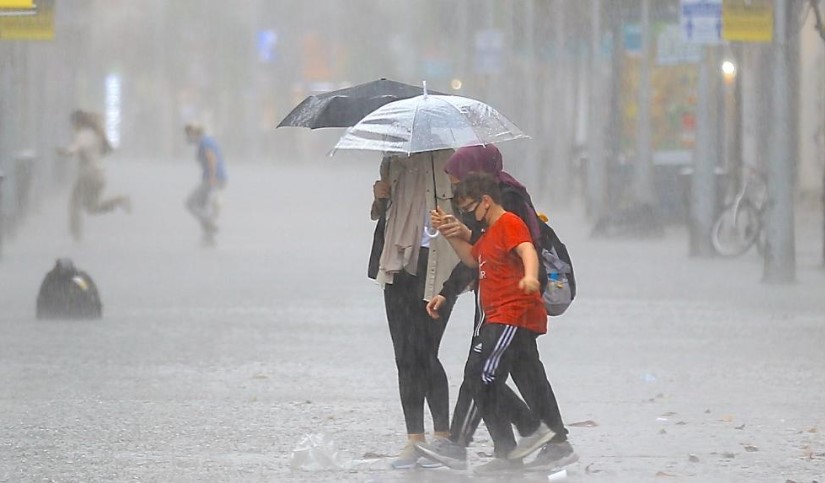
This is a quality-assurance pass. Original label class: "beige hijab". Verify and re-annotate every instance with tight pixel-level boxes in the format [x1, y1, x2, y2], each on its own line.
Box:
[377, 154, 431, 284]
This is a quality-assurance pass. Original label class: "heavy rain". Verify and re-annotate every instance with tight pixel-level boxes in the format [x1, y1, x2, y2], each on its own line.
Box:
[1, 1, 824, 481]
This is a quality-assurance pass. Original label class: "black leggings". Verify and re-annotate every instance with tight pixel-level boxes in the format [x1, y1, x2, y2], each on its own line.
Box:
[384, 250, 455, 435]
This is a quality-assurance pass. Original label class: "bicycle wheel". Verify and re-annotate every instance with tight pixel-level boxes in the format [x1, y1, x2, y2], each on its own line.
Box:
[712, 202, 761, 257]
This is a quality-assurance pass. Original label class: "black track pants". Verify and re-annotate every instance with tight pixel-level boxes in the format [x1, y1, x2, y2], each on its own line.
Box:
[466, 323, 566, 457]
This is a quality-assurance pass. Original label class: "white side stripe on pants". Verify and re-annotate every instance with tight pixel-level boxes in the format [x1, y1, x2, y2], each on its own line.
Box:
[481, 325, 517, 384]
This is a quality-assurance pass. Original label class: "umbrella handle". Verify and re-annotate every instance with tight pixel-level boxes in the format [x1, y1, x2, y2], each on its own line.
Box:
[425, 226, 440, 238]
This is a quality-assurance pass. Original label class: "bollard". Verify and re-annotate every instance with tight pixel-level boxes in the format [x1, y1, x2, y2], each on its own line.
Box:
[13, 150, 35, 222]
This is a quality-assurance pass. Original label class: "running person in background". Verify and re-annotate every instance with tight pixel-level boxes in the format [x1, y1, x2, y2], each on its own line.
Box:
[184, 123, 227, 246]
[58, 109, 131, 242]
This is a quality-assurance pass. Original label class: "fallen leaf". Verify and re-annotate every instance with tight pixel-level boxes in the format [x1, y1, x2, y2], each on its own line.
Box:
[362, 452, 390, 458]
[743, 445, 758, 452]
[659, 428, 667, 434]
[569, 420, 599, 427]
[688, 454, 700, 463]
[661, 411, 677, 417]
[476, 451, 494, 458]
[721, 452, 736, 459]
[585, 463, 602, 474]
[655, 471, 677, 477]
[720, 415, 734, 422]
[704, 409, 711, 414]
[734, 424, 746, 430]
[807, 427, 818, 433]
[676, 421, 687, 425]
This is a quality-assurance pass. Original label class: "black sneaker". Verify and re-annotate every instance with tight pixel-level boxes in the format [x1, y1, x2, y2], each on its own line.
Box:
[415, 438, 467, 470]
[473, 457, 523, 475]
[525, 441, 579, 471]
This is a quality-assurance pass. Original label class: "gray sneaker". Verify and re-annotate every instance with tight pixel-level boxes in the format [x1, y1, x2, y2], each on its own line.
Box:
[525, 440, 579, 471]
[473, 457, 523, 475]
[390, 442, 419, 470]
[415, 438, 467, 470]
[507, 422, 556, 459]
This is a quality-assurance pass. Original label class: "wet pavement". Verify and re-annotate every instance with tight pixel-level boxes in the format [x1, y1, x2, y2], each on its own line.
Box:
[1, 158, 824, 482]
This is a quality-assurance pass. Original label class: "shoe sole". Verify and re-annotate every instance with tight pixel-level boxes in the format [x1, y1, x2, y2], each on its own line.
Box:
[390, 460, 418, 470]
[525, 452, 579, 472]
[507, 429, 556, 460]
[418, 459, 444, 469]
[415, 445, 467, 470]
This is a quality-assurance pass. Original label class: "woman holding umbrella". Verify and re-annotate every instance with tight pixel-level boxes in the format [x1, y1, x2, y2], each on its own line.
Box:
[369, 148, 461, 469]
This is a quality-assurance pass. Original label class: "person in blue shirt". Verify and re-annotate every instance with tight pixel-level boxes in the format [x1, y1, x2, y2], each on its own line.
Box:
[184, 123, 227, 246]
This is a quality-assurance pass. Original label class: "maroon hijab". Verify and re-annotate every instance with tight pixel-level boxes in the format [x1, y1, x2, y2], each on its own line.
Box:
[445, 144, 540, 240]
[444, 144, 526, 191]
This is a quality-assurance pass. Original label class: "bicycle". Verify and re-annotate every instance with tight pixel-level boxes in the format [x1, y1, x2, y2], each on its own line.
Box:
[711, 166, 768, 257]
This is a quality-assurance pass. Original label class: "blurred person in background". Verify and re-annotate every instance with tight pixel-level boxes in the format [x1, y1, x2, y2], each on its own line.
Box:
[184, 123, 227, 246]
[369, 150, 460, 469]
[58, 109, 131, 242]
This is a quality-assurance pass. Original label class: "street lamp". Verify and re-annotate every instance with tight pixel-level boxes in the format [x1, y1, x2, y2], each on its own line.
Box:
[721, 60, 737, 84]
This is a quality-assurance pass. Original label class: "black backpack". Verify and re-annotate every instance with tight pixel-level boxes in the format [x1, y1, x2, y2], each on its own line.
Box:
[36, 258, 103, 319]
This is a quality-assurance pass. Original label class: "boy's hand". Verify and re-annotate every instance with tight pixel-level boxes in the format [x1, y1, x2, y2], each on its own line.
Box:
[430, 207, 448, 229]
[518, 276, 540, 294]
[434, 211, 471, 241]
[426, 295, 447, 319]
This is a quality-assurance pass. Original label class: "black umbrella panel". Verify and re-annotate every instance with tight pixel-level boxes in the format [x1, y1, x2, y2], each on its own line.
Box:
[277, 78, 446, 129]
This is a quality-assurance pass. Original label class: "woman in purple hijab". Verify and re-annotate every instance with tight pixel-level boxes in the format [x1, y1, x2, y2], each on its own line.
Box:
[444, 144, 541, 241]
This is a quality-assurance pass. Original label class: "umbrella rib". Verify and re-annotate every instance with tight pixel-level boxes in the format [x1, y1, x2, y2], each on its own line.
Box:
[408, 97, 424, 155]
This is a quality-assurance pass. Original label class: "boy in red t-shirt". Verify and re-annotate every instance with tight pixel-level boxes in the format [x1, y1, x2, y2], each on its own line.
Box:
[431, 172, 561, 474]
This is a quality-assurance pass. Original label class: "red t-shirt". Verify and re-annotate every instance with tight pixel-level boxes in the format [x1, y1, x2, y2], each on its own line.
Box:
[471, 212, 548, 334]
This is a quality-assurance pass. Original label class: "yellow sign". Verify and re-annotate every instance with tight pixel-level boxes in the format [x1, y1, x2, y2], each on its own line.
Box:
[0, 0, 53, 40]
[0, 0, 34, 8]
[723, 0, 773, 42]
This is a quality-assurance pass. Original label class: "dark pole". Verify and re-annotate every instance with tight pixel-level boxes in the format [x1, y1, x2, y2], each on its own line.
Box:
[809, 0, 825, 265]
[762, 0, 796, 282]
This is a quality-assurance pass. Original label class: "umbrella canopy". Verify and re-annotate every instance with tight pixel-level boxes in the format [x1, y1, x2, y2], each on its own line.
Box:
[330, 94, 528, 155]
[276, 78, 446, 129]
